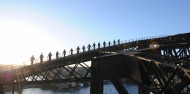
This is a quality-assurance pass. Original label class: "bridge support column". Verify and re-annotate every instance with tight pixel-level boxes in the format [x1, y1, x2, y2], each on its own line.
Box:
[12, 82, 14, 94]
[15, 68, 23, 94]
[90, 79, 103, 94]
[90, 60, 103, 94]
[0, 76, 5, 94]
[0, 84, 5, 94]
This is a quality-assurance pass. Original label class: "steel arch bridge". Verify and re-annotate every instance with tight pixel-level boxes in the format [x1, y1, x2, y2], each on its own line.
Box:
[1, 32, 190, 94]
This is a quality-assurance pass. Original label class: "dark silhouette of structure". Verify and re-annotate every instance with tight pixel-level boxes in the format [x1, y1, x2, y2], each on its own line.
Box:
[1, 33, 190, 94]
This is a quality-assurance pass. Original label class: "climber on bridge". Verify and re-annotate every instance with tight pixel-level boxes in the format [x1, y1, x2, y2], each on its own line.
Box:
[40, 53, 44, 63]
[88, 44, 91, 51]
[103, 41, 106, 47]
[63, 49, 66, 57]
[118, 39, 120, 44]
[76, 46, 80, 54]
[70, 48, 73, 55]
[30, 55, 35, 65]
[48, 52, 52, 61]
[82, 45, 85, 52]
[93, 42, 96, 50]
[98, 42, 100, 49]
[113, 40, 116, 45]
[108, 41, 111, 46]
[56, 51, 59, 59]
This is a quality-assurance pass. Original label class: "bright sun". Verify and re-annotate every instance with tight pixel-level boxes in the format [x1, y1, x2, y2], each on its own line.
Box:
[0, 19, 56, 65]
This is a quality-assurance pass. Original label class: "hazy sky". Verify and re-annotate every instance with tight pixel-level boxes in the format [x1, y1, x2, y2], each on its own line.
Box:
[0, 0, 190, 64]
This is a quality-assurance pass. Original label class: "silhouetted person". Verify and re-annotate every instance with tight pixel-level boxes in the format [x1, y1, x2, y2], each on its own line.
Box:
[103, 41, 106, 47]
[63, 49, 66, 57]
[113, 40, 116, 45]
[82, 45, 85, 52]
[98, 42, 100, 49]
[56, 51, 59, 59]
[108, 41, 111, 46]
[48, 52, 52, 61]
[88, 44, 91, 51]
[118, 39, 120, 44]
[93, 42, 96, 50]
[40, 53, 44, 63]
[76, 46, 80, 54]
[70, 48, 73, 55]
[30, 55, 35, 65]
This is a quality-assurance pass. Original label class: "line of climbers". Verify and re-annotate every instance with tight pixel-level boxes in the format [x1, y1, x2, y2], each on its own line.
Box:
[30, 39, 120, 65]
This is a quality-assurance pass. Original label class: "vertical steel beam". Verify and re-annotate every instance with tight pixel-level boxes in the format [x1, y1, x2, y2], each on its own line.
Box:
[111, 79, 129, 94]
[90, 60, 103, 94]
[0, 84, 5, 94]
[90, 80, 103, 94]
[12, 82, 14, 94]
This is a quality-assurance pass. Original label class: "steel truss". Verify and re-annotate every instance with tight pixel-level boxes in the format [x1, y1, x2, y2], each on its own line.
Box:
[1, 33, 190, 94]
[138, 57, 190, 94]
[21, 61, 91, 84]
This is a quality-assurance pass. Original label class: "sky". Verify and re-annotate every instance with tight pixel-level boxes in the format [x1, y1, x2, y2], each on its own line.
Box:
[0, 0, 190, 65]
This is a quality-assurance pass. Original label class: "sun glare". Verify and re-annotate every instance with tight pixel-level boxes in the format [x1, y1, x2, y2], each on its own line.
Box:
[0, 20, 57, 65]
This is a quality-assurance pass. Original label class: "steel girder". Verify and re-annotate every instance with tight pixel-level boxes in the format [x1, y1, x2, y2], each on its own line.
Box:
[1, 33, 190, 94]
[21, 61, 92, 84]
[138, 57, 190, 94]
